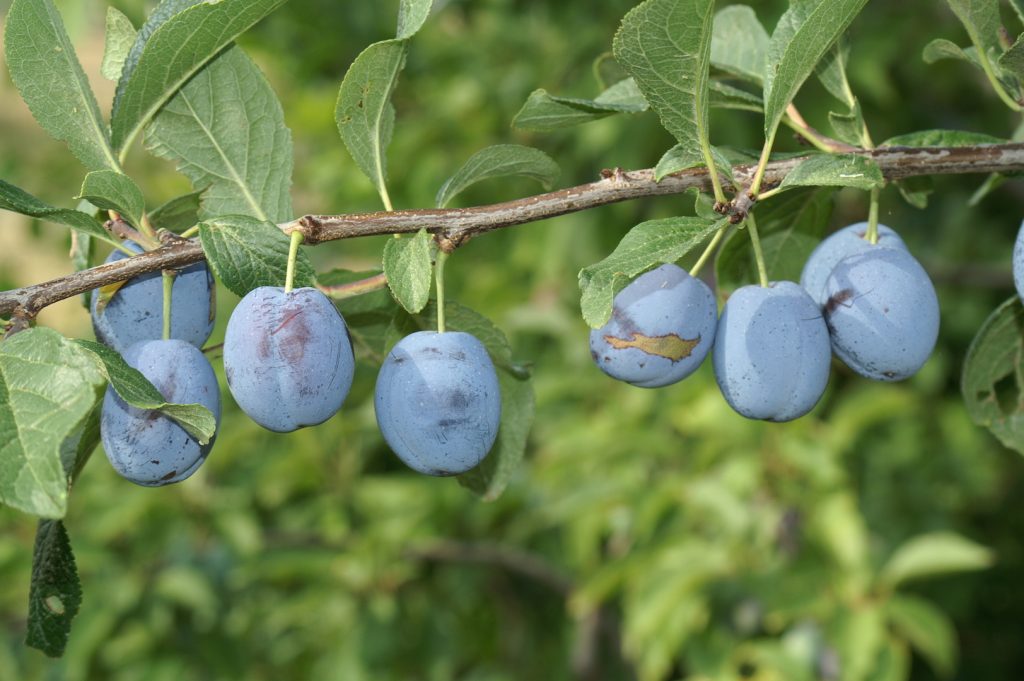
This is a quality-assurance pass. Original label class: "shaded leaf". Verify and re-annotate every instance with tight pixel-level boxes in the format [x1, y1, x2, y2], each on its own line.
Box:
[25, 520, 81, 658]
[149, 191, 203, 233]
[397, 0, 434, 39]
[1000, 32, 1024, 81]
[436, 145, 560, 208]
[146, 46, 293, 223]
[880, 532, 994, 587]
[886, 595, 957, 678]
[654, 144, 735, 182]
[77, 171, 146, 228]
[4, 0, 119, 171]
[945, 0, 1003, 56]
[0, 180, 118, 247]
[709, 81, 763, 112]
[778, 154, 884, 191]
[383, 230, 434, 313]
[881, 129, 1006, 147]
[579, 216, 725, 328]
[199, 215, 315, 297]
[711, 5, 770, 84]
[73, 340, 217, 445]
[511, 81, 648, 131]
[101, 7, 137, 82]
[922, 38, 981, 66]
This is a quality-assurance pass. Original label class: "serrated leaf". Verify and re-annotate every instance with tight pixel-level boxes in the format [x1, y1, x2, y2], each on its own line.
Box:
[25, 520, 81, 658]
[77, 171, 145, 228]
[716, 188, 832, 294]
[0, 180, 119, 247]
[881, 129, 1006, 147]
[397, 0, 433, 39]
[945, 0, 1003, 56]
[335, 39, 407, 208]
[0, 328, 107, 519]
[383, 230, 434, 313]
[3, 0, 119, 172]
[778, 154, 883, 191]
[886, 595, 957, 679]
[101, 7, 137, 82]
[115, 0, 204, 104]
[73, 340, 216, 445]
[149, 190, 203, 233]
[922, 38, 981, 66]
[654, 144, 735, 182]
[511, 82, 648, 131]
[198, 215, 315, 297]
[146, 46, 293, 223]
[613, 0, 716, 158]
[710, 5, 769, 84]
[579, 216, 725, 328]
[436, 145, 560, 208]
[110, 0, 288, 151]
[880, 532, 994, 587]
[763, 0, 869, 140]
[962, 296, 1024, 453]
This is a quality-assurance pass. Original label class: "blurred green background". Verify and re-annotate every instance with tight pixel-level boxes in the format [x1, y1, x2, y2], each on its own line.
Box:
[3, 0, 1024, 679]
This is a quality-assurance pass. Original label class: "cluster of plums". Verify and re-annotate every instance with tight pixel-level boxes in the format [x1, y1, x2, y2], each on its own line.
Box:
[94, 243, 501, 487]
[591, 222, 941, 421]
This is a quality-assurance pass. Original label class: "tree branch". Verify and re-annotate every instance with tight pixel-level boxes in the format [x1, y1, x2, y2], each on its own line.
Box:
[3, 142, 1024, 318]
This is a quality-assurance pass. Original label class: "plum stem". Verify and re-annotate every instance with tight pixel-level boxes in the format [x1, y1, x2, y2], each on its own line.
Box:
[689, 223, 729, 278]
[161, 270, 174, 340]
[284, 230, 304, 293]
[435, 250, 449, 334]
[866, 187, 880, 245]
[746, 214, 769, 288]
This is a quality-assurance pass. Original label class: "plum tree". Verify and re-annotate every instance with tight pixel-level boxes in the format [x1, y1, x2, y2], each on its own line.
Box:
[100, 339, 221, 486]
[823, 247, 940, 381]
[713, 281, 832, 422]
[799, 222, 907, 306]
[222, 286, 355, 433]
[375, 331, 501, 476]
[590, 263, 717, 388]
[91, 241, 215, 354]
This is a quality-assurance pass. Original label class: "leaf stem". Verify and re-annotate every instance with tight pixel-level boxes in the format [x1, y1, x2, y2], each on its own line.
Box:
[435, 250, 449, 334]
[179, 225, 199, 239]
[749, 130, 778, 198]
[866, 187, 881, 244]
[746, 214, 769, 288]
[319, 273, 389, 299]
[162, 270, 174, 340]
[700, 141, 727, 204]
[284, 230, 304, 293]
[689, 223, 728, 278]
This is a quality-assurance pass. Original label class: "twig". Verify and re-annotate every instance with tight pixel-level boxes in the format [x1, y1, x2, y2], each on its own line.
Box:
[3, 143, 1024, 317]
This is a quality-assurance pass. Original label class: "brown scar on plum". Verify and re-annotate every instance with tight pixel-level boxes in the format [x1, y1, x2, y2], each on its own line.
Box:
[604, 332, 700, 361]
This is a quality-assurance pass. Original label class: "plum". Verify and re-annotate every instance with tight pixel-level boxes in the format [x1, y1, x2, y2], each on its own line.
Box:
[590, 263, 717, 388]
[91, 241, 215, 354]
[101, 339, 221, 486]
[823, 247, 939, 381]
[713, 281, 831, 421]
[1014, 220, 1024, 303]
[375, 331, 501, 476]
[800, 222, 906, 306]
[223, 286, 354, 432]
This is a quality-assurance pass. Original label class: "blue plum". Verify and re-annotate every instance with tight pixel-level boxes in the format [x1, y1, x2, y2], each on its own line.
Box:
[91, 241, 215, 354]
[713, 281, 831, 422]
[799, 222, 906, 306]
[223, 286, 354, 432]
[375, 331, 501, 476]
[823, 247, 939, 381]
[1014, 220, 1024, 303]
[590, 263, 717, 388]
[101, 339, 221, 486]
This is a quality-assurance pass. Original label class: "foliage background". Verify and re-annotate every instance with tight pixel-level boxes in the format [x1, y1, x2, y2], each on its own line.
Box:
[1, 0, 1024, 679]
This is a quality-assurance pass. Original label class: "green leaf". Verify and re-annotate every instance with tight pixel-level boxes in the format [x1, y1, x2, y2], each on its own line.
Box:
[886, 595, 957, 678]
[710, 5, 770, 84]
[383, 230, 434, 314]
[866, 639, 910, 681]
[149, 191, 204, 233]
[1011, 0, 1024, 24]
[778, 154, 884, 191]
[116, 0, 204, 101]
[999, 33, 1024, 81]
[828, 103, 867, 146]
[709, 81, 764, 113]
[146, 46, 294, 223]
[73, 340, 217, 445]
[880, 532, 994, 587]
[716, 188, 832, 293]
[897, 176, 934, 209]
[511, 82, 648, 131]
[25, 520, 81, 658]
[3, 0, 119, 172]
[110, 0, 288, 151]
[613, 0, 716, 157]
[0, 180, 118, 247]
[881, 129, 1006, 147]
[962, 296, 1024, 453]
[922, 38, 981, 66]
[763, 0, 869, 140]
[654, 144, 735, 182]
[579, 216, 725, 328]
[397, 0, 434, 39]
[335, 39, 407, 208]
[198, 215, 315, 297]
[436, 145, 561, 208]
[945, 0, 1003, 56]
[101, 7, 137, 82]
[834, 603, 885, 681]
[77, 171, 146, 228]
[0, 328, 107, 519]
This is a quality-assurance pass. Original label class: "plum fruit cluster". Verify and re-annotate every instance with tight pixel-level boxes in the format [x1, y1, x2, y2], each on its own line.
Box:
[591, 222, 939, 422]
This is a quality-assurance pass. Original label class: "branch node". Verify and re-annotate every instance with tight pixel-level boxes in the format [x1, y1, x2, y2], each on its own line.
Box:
[4, 308, 34, 339]
[297, 215, 324, 244]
